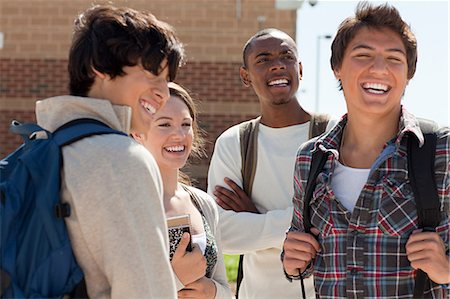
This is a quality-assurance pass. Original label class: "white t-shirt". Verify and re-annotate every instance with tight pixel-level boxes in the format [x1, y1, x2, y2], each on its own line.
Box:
[331, 161, 370, 212]
[208, 119, 336, 299]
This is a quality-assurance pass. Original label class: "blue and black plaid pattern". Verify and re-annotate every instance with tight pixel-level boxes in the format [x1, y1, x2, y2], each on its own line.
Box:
[289, 108, 450, 298]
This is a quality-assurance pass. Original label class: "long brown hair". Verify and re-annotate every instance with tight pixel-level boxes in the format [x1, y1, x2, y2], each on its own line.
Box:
[168, 82, 207, 186]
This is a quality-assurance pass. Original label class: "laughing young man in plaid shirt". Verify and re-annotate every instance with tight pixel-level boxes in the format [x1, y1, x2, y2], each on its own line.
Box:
[281, 2, 450, 298]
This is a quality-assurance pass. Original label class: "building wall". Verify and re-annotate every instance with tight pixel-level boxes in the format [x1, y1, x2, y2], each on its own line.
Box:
[0, 0, 296, 190]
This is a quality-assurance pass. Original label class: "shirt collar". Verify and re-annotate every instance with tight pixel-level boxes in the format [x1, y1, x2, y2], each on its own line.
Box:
[313, 106, 425, 153]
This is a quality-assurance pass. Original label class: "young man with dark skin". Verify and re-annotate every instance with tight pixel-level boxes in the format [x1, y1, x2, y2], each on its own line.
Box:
[282, 2, 449, 298]
[35, 5, 184, 298]
[208, 28, 334, 299]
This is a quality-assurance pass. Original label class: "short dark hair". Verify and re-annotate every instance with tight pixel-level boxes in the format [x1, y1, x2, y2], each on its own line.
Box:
[331, 2, 417, 82]
[242, 28, 297, 68]
[68, 5, 185, 96]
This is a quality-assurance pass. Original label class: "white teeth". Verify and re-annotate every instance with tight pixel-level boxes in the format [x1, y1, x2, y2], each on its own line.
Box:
[268, 79, 288, 86]
[140, 100, 156, 114]
[165, 145, 185, 152]
[363, 82, 388, 93]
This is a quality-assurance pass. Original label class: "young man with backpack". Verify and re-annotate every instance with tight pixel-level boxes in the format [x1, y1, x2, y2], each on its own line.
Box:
[2, 5, 185, 298]
[282, 3, 450, 298]
[207, 28, 334, 299]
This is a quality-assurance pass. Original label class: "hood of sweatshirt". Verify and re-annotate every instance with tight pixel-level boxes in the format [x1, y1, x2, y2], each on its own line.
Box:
[36, 95, 132, 133]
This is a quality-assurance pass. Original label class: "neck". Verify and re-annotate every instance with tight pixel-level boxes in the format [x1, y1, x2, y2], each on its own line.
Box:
[259, 98, 310, 128]
[340, 113, 399, 168]
[159, 168, 180, 200]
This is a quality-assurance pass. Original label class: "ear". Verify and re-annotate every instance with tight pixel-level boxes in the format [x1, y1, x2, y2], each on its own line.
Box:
[91, 66, 108, 80]
[239, 66, 251, 87]
[333, 68, 341, 80]
[298, 62, 303, 80]
[130, 132, 144, 143]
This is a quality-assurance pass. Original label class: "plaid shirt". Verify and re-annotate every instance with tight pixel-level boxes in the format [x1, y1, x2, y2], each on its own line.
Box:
[289, 108, 450, 299]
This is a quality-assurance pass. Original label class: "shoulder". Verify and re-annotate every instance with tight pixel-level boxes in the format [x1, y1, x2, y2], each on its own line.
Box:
[215, 123, 241, 144]
[433, 125, 450, 168]
[186, 186, 218, 220]
[435, 125, 450, 141]
[297, 137, 317, 158]
[215, 118, 260, 145]
[64, 134, 159, 177]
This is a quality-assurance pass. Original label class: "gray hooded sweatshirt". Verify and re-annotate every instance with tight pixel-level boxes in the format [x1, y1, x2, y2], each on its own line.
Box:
[36, 95, 176, 299]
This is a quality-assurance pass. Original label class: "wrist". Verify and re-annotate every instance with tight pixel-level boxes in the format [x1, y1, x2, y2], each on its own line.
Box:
[283, 268, 301, 282]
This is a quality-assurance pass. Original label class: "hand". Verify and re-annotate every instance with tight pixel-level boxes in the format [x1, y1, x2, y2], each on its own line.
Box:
[406, 230, 450, 284]
[178, 277, 216, 299]
[282, 229, 321, 276]
[171, 233, 207, 285]
[213, 177, 259, 213]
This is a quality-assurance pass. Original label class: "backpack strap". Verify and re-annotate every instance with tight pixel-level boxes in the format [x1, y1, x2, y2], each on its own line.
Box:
[53, 118, 127, 147]
[408, 120, 440, 298]
[235, 114, 328, 298]
[309, 113, 331, 139]
[239, 117, 260, 200]
[234, 116, 260, 298]
[9, 120, 47, 143]
[302, 150, 329, 234]
[298, 149, 329, 299]
[52, 118, 127, 219]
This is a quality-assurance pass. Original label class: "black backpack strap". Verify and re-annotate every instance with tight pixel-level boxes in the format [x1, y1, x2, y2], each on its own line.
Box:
[408, 123, 440, 298]
[235, 117, 260, 299]
[302, 150, 329, 233]
[309, 113, 331, 139]
[53, 118, 127, 147]
[299, 149, 328, 299]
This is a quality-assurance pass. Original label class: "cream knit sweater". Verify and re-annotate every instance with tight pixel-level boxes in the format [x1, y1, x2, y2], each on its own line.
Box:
[36, 96, 176, 299]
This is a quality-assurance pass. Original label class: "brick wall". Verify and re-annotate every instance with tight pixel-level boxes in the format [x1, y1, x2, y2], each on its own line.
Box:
[0, 0, 296, 190]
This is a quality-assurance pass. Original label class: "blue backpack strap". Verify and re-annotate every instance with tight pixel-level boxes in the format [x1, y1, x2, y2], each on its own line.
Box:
[9, 120, 46, 143]
[51, 118, 127, 219]
[53, 118, 127, 147]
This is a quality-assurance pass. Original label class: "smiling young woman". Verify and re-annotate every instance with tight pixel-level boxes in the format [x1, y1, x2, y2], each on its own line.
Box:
[132, 82, 232, 299]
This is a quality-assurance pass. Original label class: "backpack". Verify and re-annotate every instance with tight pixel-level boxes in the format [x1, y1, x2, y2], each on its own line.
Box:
[301, 119, 441, 299]
[0, 118, 127, 298]
[236, 113, 331, 298]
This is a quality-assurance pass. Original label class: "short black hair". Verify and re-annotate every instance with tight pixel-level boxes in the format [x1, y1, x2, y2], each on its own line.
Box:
[242, 28, 297, 68]
[68, 5, 185, 96]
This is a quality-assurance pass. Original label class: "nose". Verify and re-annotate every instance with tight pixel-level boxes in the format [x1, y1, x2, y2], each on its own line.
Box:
[369, 55, 389, 75]
[152, 79, 170, 107]
[171, 125, 185, 140]
[269, 58, 286, 71]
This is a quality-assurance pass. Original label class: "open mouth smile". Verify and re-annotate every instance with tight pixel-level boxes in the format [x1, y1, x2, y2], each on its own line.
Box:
[164, 145, 185, 153]
[140, 99, 157, 114]
[362, 82, 390, 95]
[268, 78, 289, 87]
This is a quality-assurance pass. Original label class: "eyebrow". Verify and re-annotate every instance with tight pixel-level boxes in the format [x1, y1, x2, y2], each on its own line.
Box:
[155, 116, 172, 121]
[254, 52, 271, 60]
[351, 44, 406, 55]
[155, 116, 192, 121]
[253, 49, 294, 59]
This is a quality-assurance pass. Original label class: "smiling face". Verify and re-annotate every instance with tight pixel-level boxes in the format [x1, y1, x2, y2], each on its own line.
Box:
[136, 95, 193, 173]
[90, 59, 170, 134]
[240, 31, 302, 108]
[333, 26, 408, 118]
